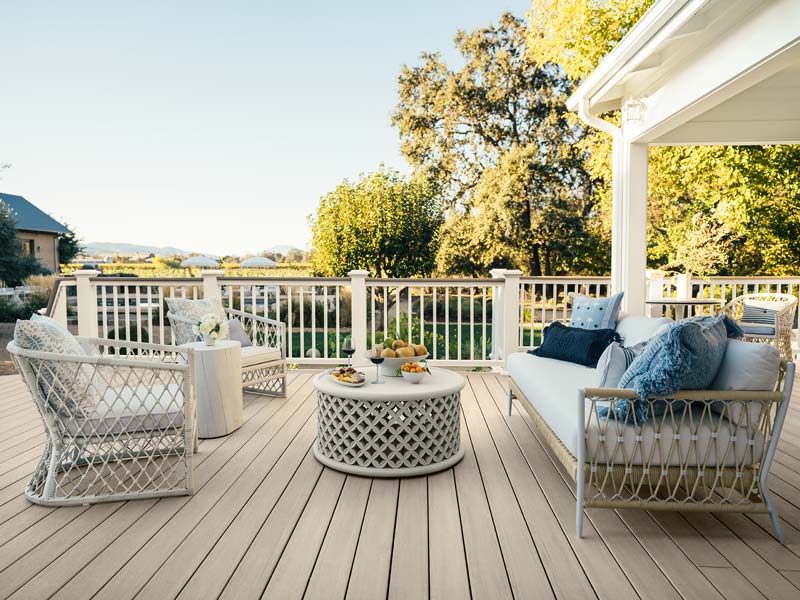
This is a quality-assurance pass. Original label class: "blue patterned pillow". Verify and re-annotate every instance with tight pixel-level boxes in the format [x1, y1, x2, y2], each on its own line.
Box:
[599, 315, 741, 423]
[569, 292, 624, 330]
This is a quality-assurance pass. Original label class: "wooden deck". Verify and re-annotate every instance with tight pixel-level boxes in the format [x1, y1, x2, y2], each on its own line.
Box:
[2, 370, 800, 600]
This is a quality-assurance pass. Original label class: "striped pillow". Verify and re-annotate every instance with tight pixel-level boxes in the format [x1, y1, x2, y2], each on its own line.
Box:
[596, 341, 646, 388]
[741, 303, 778, 325]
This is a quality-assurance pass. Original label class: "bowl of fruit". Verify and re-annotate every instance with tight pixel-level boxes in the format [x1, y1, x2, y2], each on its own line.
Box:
[400, 361, 428, 384]
[366, 338, 428, 377]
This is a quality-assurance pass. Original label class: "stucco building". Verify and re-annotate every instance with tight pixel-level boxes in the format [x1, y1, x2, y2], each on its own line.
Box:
[0, 192, 71, 273]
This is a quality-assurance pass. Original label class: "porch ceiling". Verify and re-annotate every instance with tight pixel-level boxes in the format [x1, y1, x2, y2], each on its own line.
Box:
[568, 0, 800, 146]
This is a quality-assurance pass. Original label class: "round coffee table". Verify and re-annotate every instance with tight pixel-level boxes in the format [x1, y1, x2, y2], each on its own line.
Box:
[313, 367, 465, 477]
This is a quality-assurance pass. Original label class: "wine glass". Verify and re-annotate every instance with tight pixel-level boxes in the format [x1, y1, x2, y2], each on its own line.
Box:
[342, 336, 355, 368]
[369, 351, 385, 385]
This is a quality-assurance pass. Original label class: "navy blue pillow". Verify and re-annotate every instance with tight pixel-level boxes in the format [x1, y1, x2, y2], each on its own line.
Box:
[529, 322, 620, 368]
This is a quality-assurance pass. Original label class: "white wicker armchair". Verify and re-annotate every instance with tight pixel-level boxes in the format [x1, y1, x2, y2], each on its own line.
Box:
[9, 337, 195, 506]
[167, 299, 286, 397]
[723, 293, 797, 360]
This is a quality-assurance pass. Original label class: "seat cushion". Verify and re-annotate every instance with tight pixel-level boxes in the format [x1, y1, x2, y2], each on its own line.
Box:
[508, 352, 764, 466]
[64, 384, 185, 436]
[739, 322, 776, 336]
[240, 345, 282, 367]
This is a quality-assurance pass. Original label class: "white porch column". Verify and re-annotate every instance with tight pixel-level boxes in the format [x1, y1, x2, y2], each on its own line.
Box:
[348, 270, 370, 359]
[613, 141, 649, 315]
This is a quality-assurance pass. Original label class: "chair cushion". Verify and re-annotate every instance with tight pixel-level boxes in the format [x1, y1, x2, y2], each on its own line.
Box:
[531, 322, 619, 368]
[14, 315, 96, 415]
[508, 351, 764, 466]
[739, 322, 776, 336]
[241, 345, 282, 367]
[64, 383, 185, 436]
[166, 297, 226, 322]
[569, 292, 624, 330]
[742, 303, 778, 325]
[615, 314, 672, 347]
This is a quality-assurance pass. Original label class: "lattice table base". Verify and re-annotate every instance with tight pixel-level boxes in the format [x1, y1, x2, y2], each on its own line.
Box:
[314, 387, 464, 478]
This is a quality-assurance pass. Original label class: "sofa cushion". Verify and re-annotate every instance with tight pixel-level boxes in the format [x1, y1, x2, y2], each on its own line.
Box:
[615, 314, 672, 347]
[569, 292, 624, 330]
[531, 322, 619, 368]
[603, 316, 734, 423]
[710, 339, 780, 426]
[508, 352, 763, 466]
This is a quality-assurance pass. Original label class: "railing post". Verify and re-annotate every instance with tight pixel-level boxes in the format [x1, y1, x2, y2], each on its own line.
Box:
[646, 270, 665, 318]
[348, 270, 370, 359]
[490, 269, 522, 367]
[676, 271, 692, 298]
[51, 280, 69, 326]
[74, 270, 100, 338]
[201, 270, 224, 300]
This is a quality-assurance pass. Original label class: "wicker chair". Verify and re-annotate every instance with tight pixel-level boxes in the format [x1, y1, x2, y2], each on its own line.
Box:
[9, 338, 196, 506]
[167, 298, 286, 397]
[723, 293, 797, 360]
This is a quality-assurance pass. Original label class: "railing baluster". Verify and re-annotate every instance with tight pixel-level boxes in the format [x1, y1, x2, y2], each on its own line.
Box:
[432, 287, 438, 361]
[470, 286, 475, 361]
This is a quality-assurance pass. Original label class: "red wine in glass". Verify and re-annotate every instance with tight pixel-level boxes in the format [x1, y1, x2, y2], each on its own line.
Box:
[369, 354, 385, 384]
[342, 337, 355, 368]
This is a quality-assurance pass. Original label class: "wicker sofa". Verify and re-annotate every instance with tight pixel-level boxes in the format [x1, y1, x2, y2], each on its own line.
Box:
[507, 313, 795, 543]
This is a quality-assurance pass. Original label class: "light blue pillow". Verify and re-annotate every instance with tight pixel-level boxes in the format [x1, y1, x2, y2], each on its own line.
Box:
[569, 292, 624, 330]
[599, 315, 741, 423]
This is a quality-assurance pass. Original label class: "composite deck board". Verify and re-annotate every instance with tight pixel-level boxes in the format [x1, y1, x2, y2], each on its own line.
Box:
[0, 371, 799, 599]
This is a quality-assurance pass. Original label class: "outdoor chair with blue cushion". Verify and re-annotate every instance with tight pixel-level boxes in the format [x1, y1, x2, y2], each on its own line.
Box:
[8, 315, 196, 506]
[166, 297, 287, 397]
[723, 293, 797, 360]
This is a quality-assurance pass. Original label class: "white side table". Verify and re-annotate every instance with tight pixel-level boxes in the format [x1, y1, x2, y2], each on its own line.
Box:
[181, 340, 243, 438]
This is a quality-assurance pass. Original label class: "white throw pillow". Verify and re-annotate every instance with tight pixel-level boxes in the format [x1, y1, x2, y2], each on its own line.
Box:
[710, 339, 780, 426]
[615, 314, 672, 347]
[595, 341, 647, 388]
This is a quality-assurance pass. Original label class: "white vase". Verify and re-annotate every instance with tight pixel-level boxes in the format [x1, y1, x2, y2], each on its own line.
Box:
[202, 334, 216, 346]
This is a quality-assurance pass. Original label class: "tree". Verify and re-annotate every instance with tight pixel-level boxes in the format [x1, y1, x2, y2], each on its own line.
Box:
[527, 0, 800, 276]
[393, 13, 586, 210]
[394, 12, 600, 276]
[309, 167, 444, 277]
[57, 226, 84, 265]
[0, 202, 49, 286]
[437, 144, 606, 275]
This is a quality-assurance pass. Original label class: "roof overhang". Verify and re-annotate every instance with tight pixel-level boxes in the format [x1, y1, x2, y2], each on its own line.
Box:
[567, 0, 800, 145]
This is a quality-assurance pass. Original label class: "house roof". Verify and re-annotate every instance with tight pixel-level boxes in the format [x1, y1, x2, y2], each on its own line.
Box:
[0, 193, 71, 235]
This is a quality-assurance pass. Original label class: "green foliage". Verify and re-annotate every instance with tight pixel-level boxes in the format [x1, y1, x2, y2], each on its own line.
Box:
[0, 203, 49, 286]
[309, 167, 444, 277]
[0, 291, 50, 322]
[57, 227, 84, 265]
[394, 13, 600, 275]
[526, 0, 800, 277]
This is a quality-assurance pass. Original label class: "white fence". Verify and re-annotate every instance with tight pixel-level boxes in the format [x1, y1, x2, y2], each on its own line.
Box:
[46, 270, 800, 367]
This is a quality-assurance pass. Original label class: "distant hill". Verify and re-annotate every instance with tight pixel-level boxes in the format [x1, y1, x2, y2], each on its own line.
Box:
[84, 242, 191, 257]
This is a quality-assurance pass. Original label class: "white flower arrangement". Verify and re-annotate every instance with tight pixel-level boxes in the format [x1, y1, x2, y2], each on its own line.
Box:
[192, 313, 229, 343]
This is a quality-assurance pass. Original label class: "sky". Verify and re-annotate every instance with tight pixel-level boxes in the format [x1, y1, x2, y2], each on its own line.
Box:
[0, 0, 530, 256]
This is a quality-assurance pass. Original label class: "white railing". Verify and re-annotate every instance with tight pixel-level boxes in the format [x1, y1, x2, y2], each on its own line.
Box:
[46, 269, 800, 367]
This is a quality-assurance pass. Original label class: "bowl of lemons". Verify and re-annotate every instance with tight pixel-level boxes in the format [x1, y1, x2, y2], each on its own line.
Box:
[366, 338, 428, 377]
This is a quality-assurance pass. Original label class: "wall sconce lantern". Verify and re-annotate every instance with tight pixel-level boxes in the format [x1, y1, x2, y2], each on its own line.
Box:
[622, 97, 646, 126]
